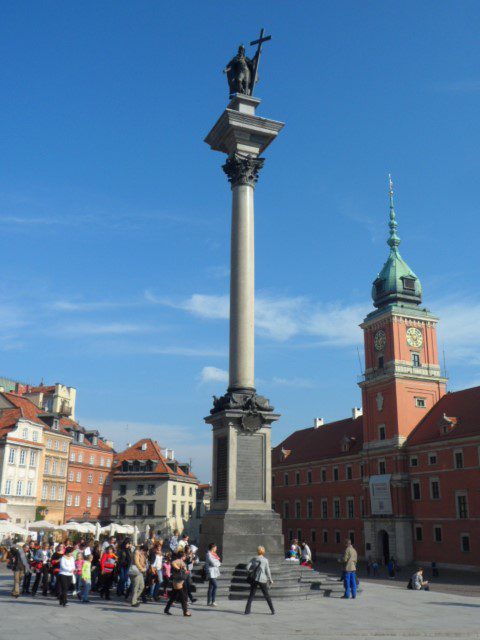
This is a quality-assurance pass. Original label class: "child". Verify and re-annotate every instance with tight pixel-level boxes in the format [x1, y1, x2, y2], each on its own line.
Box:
[161, 552, 172, 598]
[81, 554, 92, 603]
[74, 551, 84, 597]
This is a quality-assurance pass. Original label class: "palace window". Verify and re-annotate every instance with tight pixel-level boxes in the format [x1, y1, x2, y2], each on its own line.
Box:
[415, 397, 426, 408]
[147, 503, 154, 516]
[412, 353, 420, 367]
[412, 481, 421, 500]
[283, 502, 290, 519]
[334, 530, 341, 544]
[333, 498, 340, 519]
[26, 481, 33, 497]
[295, 472, 300, 486]
[378, 459, 386, 475]
[68, 471, 74, 482]
[321, 499, 328, 519]
[58, 486, 64, 501]
[428, 453, 437, 465]
[90, 455, 95, 465]
[70, 452, 75, 462]
[50, 485, 56, 501]
[378, 425, 386, 440]
[86, 495, 92, 508]
[74, 494, 80, 507]
[19, 450, 26, 466]
[346, 465, 352, 480]
[347, 498, 354, 519]
[461, 534, 470, 552]
[78, 453, 83, 463]
[456, 493, 468, 519]
[378, 356, 384, 369]
[67, 494, 72, 506]
[295, 501, 301, 519]
[434, 526, 442, 543]
[136, 484, 144, 495]
[284, 473, 289, 486]
[307, 470, 312, 484]
[454, 450, 464, 469]
[52, 460, 58, 475]
[311, 529, 316, 543]
[5, 480, 12, 495]
[76, 472, 81, 482]
[307, 500, 313, 519]
[415, 526, 423, 541]
[60, 461, 66, 476]
[430, 479, 440, 500]
[135, 503, 143, 516]
[323, 530, 328, 544]
[119, 484, 127, 496]
[118, 503, 126, 516]
[410, 456, 418, 467]
[333, 467, 339, 481]
[321, 468, 327, 482]
[88, 474, 93, 484]
[349, 531, 355, 546]
[44, 458, 50, 474]
[42, 484, 48, 500]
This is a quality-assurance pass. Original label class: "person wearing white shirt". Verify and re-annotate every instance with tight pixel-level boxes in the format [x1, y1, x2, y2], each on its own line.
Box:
[58, 547, 75, 607]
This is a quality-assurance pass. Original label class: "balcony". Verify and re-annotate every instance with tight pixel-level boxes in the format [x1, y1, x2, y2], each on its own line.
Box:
[358, 362, 446, 383]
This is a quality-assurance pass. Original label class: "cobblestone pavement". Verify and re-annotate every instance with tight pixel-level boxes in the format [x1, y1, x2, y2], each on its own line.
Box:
[1, 567, 480, 640]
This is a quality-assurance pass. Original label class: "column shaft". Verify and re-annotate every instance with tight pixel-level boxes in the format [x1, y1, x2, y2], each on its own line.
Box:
[229, 183, 255, 391]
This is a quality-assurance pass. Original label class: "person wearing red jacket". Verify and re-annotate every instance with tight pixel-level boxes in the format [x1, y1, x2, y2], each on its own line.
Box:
[99, 546, 117, 601]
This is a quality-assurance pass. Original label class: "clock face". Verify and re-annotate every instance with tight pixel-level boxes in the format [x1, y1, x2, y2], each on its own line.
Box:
[374, 329, 386, 351]
[406, 327, 423, 348]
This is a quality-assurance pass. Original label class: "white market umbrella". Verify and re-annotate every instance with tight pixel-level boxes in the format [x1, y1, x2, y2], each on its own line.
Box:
[133, 525, 139, 546]
[27, 520, 58, 531]
[0, 522, 29, 538]
[94, 522, 102, 540]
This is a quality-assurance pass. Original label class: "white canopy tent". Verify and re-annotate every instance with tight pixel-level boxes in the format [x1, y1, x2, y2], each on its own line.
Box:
[58, 522, 97, 534]
[100, 523, 134, 536]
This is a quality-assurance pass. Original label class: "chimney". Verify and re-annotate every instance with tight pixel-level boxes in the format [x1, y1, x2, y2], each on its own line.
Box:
[352, 407, 363, 419]
[127, 442, 131, 448]
[169, 450, 175, 460]
[105, 439, 114, 449]
[313, 418, 324, 428]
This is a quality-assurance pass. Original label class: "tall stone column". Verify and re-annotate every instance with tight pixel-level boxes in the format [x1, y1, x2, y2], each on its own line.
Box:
[199, 94, 285, 563]
[224, 154, 263, 392]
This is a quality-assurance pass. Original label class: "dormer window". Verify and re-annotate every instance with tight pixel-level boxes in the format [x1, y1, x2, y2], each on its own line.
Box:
[403, 277, 415, 291]
[141, 443, 147, 451]
[52, 419, 59, 431]
[92, 436, 98, 446]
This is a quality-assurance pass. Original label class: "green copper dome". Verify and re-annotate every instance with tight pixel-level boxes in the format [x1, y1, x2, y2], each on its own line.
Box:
[372, 178, 422, 309]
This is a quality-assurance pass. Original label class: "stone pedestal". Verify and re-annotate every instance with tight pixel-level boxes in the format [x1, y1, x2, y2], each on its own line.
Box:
[199, 404, 284, 562]
[200, 94, 285, 563]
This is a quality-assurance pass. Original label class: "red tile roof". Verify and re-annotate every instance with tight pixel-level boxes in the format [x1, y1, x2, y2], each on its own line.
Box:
[28, 385, 56, 393]
[272, 415, 364, 466]
[0, 497, 8, 503]
[115, 438, 197, 480]
[0, 513, 10, 520]
[407, 386, 480, 446]
[3, 393, 47, 425]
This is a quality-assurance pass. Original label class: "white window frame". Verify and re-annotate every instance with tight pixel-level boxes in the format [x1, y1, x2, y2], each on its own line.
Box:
[433, 525, 442, 543]
[411, 480, 421, 501]
[460, 533, 470, 553]
[74, 494, 80, 507]
[429, 477, 441, 500]
[8, 448, 15, 464]
[66, 494, 73, 506]
[19, 449, 26, 466]
[454, 449, 464, 469]
[415, 397, 426, 408]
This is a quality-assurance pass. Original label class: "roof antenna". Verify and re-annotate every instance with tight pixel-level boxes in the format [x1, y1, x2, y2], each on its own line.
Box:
[442, 345, 448, 385]
[356, 346, 363, 376]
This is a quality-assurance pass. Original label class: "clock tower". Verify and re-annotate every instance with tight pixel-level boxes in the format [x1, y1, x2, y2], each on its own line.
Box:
[359, 178, 447, 447]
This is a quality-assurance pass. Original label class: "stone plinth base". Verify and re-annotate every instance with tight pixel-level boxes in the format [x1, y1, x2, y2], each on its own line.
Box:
[199, 508, 284, 564]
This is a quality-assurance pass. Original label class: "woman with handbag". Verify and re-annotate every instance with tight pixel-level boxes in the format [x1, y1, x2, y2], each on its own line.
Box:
[245, 546, 275, 615]
[164, 550, 191, 617]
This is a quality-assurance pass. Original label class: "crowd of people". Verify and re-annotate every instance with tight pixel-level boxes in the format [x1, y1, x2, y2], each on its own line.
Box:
[4, 529, 277, 616]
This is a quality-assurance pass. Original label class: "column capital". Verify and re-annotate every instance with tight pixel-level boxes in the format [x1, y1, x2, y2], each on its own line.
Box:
[222, 153, 265, 188]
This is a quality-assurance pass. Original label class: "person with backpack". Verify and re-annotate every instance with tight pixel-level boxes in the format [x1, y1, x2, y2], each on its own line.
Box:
[205, 542, 221, 607]
[9, 544, 31, 598]
[244, 546, 275, 615]
[99, 545, 117, 600]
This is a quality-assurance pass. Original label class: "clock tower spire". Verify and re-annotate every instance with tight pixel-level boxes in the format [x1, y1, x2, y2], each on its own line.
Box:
[359, 178, 447, 445]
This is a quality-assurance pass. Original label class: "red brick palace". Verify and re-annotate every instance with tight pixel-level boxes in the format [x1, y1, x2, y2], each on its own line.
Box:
[272, 183, 480, 570]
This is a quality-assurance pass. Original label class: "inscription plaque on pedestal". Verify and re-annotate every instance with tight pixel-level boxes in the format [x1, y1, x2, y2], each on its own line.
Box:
[236, 433, 264, 500]
[215, 436, 228, 500]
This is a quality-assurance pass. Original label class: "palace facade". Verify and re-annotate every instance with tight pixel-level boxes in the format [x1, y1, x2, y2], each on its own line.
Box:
[272, 186, 480, 570]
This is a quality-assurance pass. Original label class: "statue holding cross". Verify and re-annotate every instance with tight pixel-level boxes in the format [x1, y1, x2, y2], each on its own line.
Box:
[224, 28, 271, 97]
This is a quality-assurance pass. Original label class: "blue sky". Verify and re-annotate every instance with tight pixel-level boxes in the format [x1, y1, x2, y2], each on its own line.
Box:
[1, 1, 479, 482]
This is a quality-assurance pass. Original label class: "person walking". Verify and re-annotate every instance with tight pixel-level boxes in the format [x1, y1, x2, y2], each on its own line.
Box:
[300, 541, 312, 567]
[10, 544, 31, 598]
[244, 546, 275, 615]
[58, 547, 75, 607]
[117, 538, 133, 596]
[184, 545, 197, 604]
[340, 539, 358, 600]
[31, 542, 50, 597]
[99, 545, 117, 600]
[91, 541, 101, 591]
[129, 545, 147, 608]
[81, 554, 92, 603]
[164, 550, 191, 617]
[205, 543, 221, 607]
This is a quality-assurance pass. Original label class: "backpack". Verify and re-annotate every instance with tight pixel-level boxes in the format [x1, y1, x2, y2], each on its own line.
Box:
[407, 578, 413, 589]
[246, 559, 261, 585]
[7, 549, 18, 571]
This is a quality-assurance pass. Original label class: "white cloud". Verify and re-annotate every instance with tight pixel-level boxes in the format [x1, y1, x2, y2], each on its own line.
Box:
[270, 376, 316, 389]
[56, 322, 152, 336]
[52, 300, 128, 312]
[199, 366, 228, 384]
[436, 298, 480, 365]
